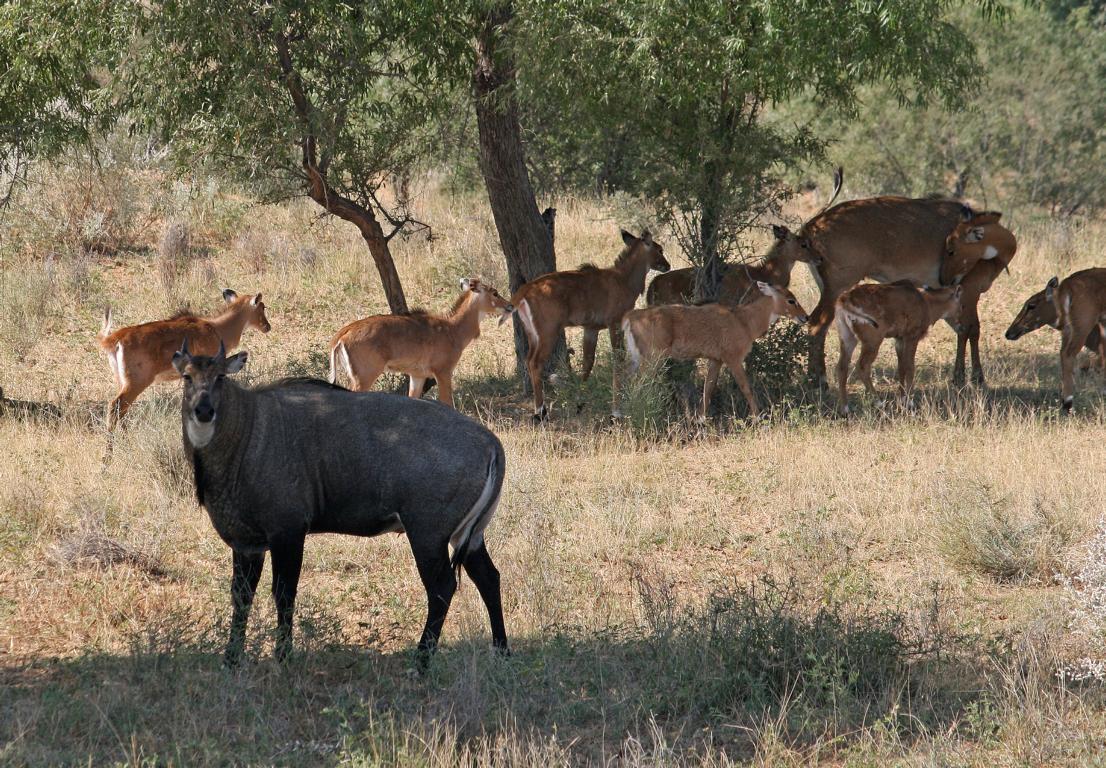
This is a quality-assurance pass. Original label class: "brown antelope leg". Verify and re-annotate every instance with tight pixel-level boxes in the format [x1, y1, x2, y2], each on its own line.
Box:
[580, 328, 599, 381]
[107, 377, 151, 430]
[608, 324, 624, 417]
[952, 331, 968, 387]
[527, 338, 554, 419]
[854, 341, 881, 396]
[407, 376, 427, 398]
[895, 338, 919, 404]
[1059, 321, 1090, 412]
[727, 356, 760, 419]
[806, 294, 839, 386]
[836, 333, 857, 414]
[701, 359, 723, 420]
[967, 324, 985, 387]
[435, 372, 454, 407]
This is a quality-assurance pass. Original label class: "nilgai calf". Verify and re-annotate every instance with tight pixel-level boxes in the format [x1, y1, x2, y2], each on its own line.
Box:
[835, 283, 962, 414]
[622, 282, 810, 420]
[329, 278, 513, 406]
[172, 341, 508, 666]
[1040, 268, 1106, 412]
[99, 288, 271, 428]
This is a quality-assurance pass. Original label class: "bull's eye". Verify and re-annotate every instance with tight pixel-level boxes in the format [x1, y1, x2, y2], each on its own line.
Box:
[181, 374, 192, 382]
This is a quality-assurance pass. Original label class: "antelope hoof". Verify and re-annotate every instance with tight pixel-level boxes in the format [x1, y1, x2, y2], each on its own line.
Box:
[532, 405, 549, 424]
[1062, 397, 1074, 414]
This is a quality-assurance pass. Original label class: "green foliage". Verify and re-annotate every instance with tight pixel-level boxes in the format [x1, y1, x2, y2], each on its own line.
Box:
[0, 1, 126, 183]
[120, 1, 468, 210]
[512, 0, 987, 276]
[785, 4, 1106, 215]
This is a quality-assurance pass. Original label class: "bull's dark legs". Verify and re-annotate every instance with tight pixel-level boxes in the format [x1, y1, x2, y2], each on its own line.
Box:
[270, 536, 305, 662]
[462, 543, 509, 653]
[413, 545, 457, 667]
[224, 549, 264, 666]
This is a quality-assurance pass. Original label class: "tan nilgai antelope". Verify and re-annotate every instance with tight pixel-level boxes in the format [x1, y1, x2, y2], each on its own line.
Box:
[941, 209, 1018, 385]
[511, 229, 671, 420]
[329, 278, 513, 407]
[777, 173, 1015, 385]
[834, 283, 962, 414]
[1006, 286, 1102, 374]
[622, 282, 810, 420]
[98, 289, 271, 428]
[1038, 269, 1106, 412]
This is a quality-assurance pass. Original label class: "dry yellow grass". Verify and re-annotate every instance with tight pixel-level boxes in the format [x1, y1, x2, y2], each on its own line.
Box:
[2, 170, 1105, 765]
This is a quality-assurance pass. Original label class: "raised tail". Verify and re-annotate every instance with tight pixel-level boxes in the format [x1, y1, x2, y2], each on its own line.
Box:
[98, 306, 113, 343]
[449, 446, 504, 578]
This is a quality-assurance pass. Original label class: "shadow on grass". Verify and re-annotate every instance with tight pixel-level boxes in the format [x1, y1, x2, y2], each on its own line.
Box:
[0, 577, 988, 766]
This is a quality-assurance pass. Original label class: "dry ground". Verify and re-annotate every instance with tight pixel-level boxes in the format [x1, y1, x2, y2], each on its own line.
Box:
[1, 169, 1106, 765]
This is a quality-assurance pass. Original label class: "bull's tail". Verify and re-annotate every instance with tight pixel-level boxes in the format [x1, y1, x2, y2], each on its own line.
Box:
[449, 446, 504, 578]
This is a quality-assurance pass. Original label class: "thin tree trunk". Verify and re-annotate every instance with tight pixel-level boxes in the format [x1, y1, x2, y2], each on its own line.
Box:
[473, 3, 565, 386]
[276, 33, 408, 314]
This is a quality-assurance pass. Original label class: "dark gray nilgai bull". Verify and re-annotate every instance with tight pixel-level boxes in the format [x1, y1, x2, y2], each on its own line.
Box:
[171, 340, 508, 666]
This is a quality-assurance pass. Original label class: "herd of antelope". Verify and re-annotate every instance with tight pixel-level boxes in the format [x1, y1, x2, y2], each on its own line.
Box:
[74, 170, 1106, 664]
[95, 174, 1105, 430]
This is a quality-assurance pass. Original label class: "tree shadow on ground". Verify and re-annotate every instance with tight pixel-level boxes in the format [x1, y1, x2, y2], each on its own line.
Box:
[1, 577, 990, 766]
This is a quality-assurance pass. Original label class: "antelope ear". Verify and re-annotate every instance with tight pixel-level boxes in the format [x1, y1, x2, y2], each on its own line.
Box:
[640, 229, 653, 244]
[224, 351, 249, 375]
[772, 224, 789, 241]
[251, 293, 262, 305]
[1045, 276, 1059, 301]
[459, 277, 472, 290]
[959, 204, 974, 222]
[966, 227, 985, 243]
[172, 351, 190, 376]
[621, 229, 637, 246]
[756, 280, 771, 295]
[222, 289, 238, 303]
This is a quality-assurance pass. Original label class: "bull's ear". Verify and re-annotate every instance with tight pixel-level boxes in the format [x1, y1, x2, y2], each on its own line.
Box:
[1045, 276, 1059, 301]
[222, 288, 238, 303]
[640, 229, 653, 244]
[772, 224, 789, 241]
[224, 352, 249, 375]
[621, 229, 636, 246]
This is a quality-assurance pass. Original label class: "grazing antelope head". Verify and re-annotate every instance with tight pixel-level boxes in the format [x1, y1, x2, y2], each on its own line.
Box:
[1005, 279, 1060, 340]
[458, 277, 515, 326]
[621, 229, 671, 274]
[756, 281, 811, 324]
[941, 207, 1008, 286]
[222, 289, 272, 334]
[765, 225, 824, 267]
[172, 339, 248, 448]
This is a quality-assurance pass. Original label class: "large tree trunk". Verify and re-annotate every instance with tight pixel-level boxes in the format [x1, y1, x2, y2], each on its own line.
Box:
[473, 4, 565, 386]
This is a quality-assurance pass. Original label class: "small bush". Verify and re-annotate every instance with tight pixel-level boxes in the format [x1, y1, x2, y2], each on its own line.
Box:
[1058, 518, 1106, 682]
[157, 219, 192, 295]
[745, 320, 809, 400]
[938, 484, 1076, 584]
[0, 259, 56, 360]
